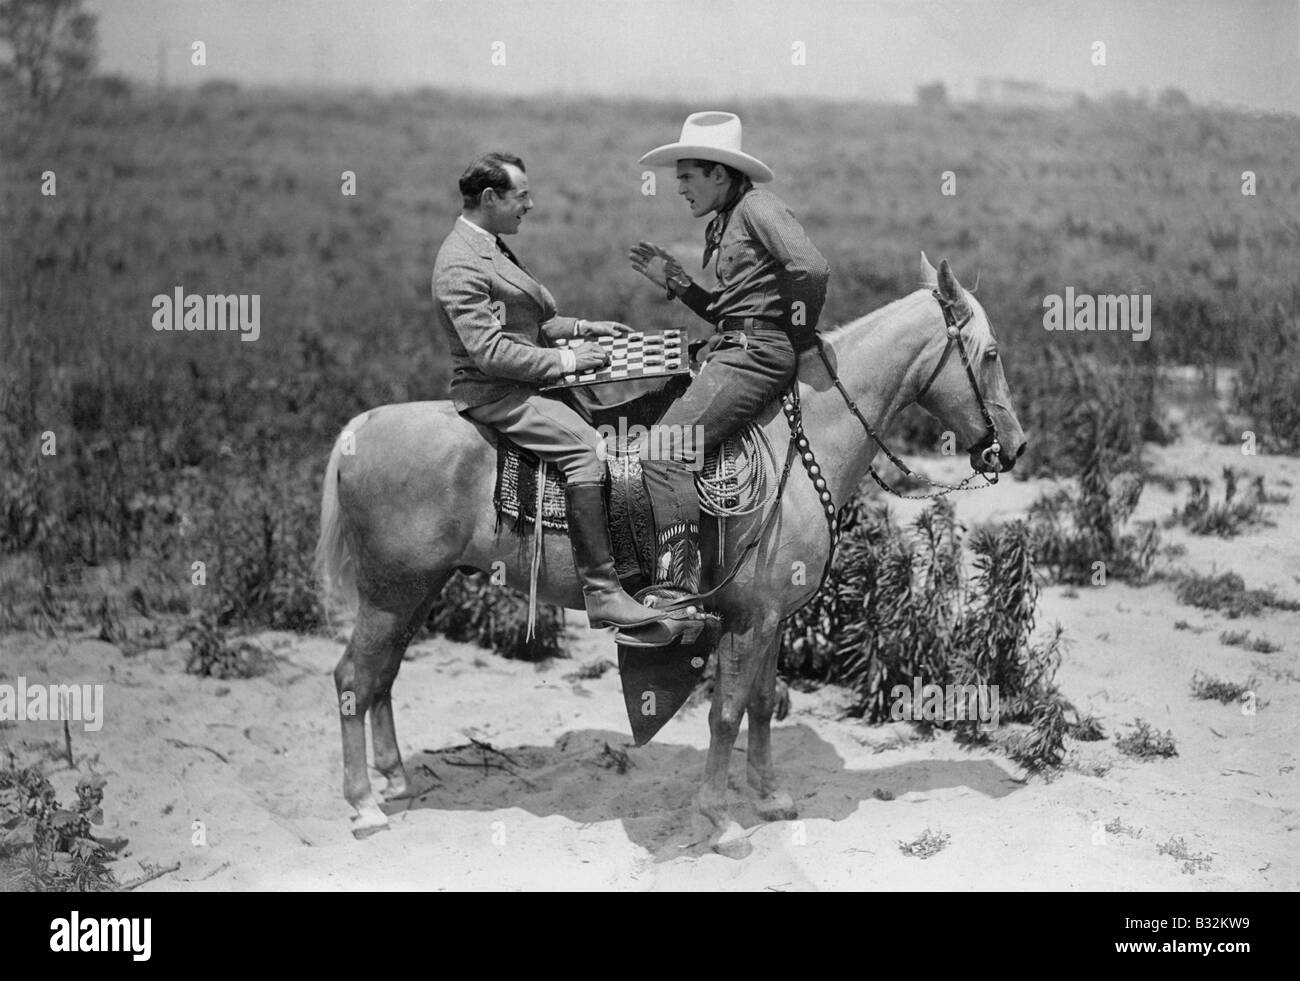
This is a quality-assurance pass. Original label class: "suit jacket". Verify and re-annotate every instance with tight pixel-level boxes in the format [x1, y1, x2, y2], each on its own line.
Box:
[432, 220, 578, 411]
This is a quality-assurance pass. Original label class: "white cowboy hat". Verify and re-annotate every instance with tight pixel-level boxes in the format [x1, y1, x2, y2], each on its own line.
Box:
[639, 111, 774, 183]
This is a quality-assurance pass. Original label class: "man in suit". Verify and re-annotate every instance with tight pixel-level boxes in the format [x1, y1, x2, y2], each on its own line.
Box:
[432, 152, 664, 633]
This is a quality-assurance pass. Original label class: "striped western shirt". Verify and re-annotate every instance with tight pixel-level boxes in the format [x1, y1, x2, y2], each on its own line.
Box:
[677, 187, 830, 337]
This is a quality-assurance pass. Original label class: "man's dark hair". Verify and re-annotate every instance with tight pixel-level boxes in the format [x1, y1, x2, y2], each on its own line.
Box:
[460, 152, 525, 208]
[682, 158, 745, 184]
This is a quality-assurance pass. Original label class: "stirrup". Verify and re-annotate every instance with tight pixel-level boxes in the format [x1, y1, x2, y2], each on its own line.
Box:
[614, 584, 710, 647]
[615, 618, 704, 648]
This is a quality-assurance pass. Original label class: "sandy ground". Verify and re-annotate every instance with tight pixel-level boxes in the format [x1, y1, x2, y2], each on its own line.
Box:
[1, 432, 1297, 891]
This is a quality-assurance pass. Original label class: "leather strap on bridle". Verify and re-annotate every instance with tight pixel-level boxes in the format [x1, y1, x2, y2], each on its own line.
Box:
[815, 289, 1002, 501]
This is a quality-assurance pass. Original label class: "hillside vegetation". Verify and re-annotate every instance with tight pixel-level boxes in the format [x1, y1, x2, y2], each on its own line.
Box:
[2, 85, 1297, 630]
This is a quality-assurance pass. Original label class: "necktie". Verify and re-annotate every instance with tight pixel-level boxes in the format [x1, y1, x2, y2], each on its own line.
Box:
[495, 236, 522, 269]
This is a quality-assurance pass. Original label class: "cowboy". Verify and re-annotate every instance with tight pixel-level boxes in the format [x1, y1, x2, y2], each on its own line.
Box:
[433, 152, 666, 634]
[624, 112, 830, 646]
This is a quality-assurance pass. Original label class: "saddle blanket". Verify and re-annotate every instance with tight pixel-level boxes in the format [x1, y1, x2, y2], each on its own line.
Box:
[493, 428, 756, 581]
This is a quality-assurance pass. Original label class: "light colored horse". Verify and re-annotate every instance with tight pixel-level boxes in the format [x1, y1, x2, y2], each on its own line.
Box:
[315, 257, 1026, 857]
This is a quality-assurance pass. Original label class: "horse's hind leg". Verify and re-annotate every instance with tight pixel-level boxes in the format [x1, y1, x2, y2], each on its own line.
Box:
[368, 575, 447, 803]
[335, 578, 439, 838]
[746, 633, 797, 822]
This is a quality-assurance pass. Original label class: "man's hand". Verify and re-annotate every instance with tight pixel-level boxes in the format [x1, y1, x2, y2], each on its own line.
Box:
[628, 241, 686, 290]
[572, 340, 610, 373]
[580, 320, 631, 338]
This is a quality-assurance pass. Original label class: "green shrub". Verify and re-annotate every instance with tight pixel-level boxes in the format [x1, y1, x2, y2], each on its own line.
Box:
[1218, 629, 1281, 653]
[0, 765, 119, 892]
[899, 828, 950, 859]
[425, 571, 565, 661]
[1235, 290, 1300, 454]
[1167, 468, 1272, 537]
[1189, 670, 1256, 705]
[1029, 467, 1159, 585]
[1157, 835, 1213, 874]
[1175, 570, 1300, 619]
[1114, 719, 1178, 759]
[781, 498, 1073, 769]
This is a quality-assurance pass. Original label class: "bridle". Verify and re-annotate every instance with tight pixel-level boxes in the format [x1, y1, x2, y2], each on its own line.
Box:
[787, 288, 1006, 584]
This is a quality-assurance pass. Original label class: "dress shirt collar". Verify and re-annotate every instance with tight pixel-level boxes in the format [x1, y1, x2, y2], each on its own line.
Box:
[458, 214, 497, 244]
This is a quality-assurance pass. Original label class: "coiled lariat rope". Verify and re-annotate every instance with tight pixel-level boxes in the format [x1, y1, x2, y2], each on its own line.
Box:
[696, 422, 777, 518]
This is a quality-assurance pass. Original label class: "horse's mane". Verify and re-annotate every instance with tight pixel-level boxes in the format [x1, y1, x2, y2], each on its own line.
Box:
[820, 286, 995, 364]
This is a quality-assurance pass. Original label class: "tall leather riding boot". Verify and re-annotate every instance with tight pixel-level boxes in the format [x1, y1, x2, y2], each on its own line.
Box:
[564, 481, 663, 629]
[616, 463, 704, 648]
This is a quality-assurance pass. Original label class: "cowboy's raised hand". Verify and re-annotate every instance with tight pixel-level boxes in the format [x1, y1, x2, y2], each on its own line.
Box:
[582, 320, 632, 338]
[628, 241, 670, 288]
[652, 244, 686, 281]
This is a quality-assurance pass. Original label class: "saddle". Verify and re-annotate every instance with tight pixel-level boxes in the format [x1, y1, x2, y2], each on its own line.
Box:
[492, 418, 765, 586]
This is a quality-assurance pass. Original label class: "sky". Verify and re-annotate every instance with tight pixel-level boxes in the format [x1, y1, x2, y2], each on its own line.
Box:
[90, 0, 1300, 114]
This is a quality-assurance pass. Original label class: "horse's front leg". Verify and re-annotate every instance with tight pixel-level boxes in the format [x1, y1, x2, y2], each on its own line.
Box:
[745, 633, 797, 822]
[697, 626, 765, 859]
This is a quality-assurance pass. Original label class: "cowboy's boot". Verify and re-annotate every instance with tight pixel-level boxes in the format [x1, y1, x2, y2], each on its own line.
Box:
[564, 481, 664, 629]
[615, 465, 705, 648]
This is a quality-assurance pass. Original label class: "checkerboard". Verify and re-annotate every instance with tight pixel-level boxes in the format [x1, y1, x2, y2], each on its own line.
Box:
[541, 330, 689, 390]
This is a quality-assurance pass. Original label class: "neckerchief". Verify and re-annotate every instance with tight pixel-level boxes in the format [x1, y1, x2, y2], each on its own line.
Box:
[702, 177, 754, 269]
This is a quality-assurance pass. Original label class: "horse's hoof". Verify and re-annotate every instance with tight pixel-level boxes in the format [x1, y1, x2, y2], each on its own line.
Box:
[381, 774, 410, 801]
[710, 821, 752, 860]
[756, 792, 797, 822]
[350, 799, 389, 839]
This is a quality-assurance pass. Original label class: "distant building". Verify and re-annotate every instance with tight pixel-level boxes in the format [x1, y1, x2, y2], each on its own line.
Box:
[916, 81, 947, 108]
[975, 77, 1081, 110]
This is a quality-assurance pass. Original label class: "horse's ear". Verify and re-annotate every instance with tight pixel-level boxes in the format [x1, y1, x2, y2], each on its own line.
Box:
[919, 251, 938, 287]
[937, 258, 971, 317]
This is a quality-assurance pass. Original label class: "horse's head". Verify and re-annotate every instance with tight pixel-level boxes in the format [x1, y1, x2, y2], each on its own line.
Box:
[914, 253, 1026, 474]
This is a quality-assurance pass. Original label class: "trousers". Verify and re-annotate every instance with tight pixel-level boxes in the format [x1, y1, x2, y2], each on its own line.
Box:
[640, 327, 797, 531]
[465, 389, 605, 483]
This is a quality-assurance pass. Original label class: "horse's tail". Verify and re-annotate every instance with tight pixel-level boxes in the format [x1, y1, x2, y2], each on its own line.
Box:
[315, 411, 370, 615]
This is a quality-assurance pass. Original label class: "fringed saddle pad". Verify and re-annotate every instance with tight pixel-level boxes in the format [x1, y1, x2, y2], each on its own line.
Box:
[493, 442, 570, 532]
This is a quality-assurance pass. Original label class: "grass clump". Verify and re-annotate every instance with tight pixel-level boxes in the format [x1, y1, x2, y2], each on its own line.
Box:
[1218, 629, 1281, 653]
[1189, 670, 1256, 705]
[1104, 817, 1143, 839]
[1166, 467, 1274, 538]
[1175, 570, 1300, 619]
[1114, 718, 1178, 759]
[1157, 835, 1213, 874]
[898, 828, 950, 859]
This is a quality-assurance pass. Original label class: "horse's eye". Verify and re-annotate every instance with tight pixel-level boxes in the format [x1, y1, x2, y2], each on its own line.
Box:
[985, 349, 999, 360]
